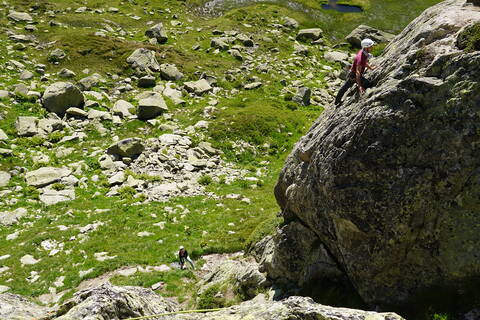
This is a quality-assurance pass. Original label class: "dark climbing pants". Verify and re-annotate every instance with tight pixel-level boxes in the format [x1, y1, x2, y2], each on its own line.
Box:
[335, 73, 371, 105]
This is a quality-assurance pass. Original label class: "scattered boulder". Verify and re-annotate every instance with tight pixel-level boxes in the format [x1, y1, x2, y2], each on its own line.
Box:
[292, 87, 311, 106]
[39, 187, 76, 205]
[236, 34, 254, 47]
[107, 138, 145, 158]
[25, 167, 72, 187]
[7, 11, 33, 23]
[159, 64, 183, 81]
[66, 107, 88, 118]
[244, 82, 262, 90]
[14, 116, 38, 137]
[346, 24, 395, 48]
[48, 48, 67, 62]
[0, 208, 27, 226]
[137, 95, 168, 120]
[283, 17, 299, 29]
[112, 100, 134, 118]
[145, 23, 168, 44]
[78, 74, 101, 91]
[42, 82, 84, 115]
[324, 51, 349, 63]
[184, 79, 212, 95]
[50, 283, 178, 320]
[296, 28, 323, 41]
[126, 48, 161, 73]
[58, 68, 76, 79]
[211, 38, 229, 51]
[0, 130, 7, 142]
[138, 75, 156, 88]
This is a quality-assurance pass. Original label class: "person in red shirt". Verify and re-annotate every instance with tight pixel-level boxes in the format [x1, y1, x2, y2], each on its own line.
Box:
[335, 38, 377, 106]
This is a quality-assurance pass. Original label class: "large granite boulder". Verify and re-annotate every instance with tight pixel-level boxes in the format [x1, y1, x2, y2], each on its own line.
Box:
[51, 283, 178, 320]
[42, 82, 84, 115]
[271, 0, 480, 311]
[346, 24, 396, 48]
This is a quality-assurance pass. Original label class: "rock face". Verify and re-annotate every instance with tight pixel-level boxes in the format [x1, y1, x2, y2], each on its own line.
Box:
[51, 283, 178, 320]
[271, 0, 480, 310]
[0, 293, 47, 320]
[174, 295, 404, 320]
[42, 82, 84, 115]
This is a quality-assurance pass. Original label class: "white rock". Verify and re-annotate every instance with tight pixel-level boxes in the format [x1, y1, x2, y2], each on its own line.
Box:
[0, 171, 11, 187]
[117, 267, 137, 277]
[25, 167, 72, 187]
[20, 254, 40, 265]
[79, 268, 94, 278]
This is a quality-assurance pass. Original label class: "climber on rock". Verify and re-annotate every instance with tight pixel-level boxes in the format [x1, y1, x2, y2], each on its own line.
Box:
[335, 38, 377, 106]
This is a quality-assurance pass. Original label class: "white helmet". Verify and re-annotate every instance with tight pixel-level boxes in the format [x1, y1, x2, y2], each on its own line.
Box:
[361, 38, 375, 48]
[179, 246, 184, 250]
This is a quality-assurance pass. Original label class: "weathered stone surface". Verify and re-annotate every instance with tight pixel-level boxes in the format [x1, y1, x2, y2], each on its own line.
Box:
[126, 48, 161, 73]
[0, 171, 11, 187]
[137, 95, 168, 120]
[184, 79, 212, 95]
[0, 129, 8, 141]
[52, 283, 178, 320]
[107, 138, 145, 158]
[112, 100, 134, 118]
[25, 167, 72, 187]
[292, 87, 311, 106]
[272, 0, 480, 310]
[7, 11, 33, 22]
[324, 51, 349, 63]
[42, 82, 84, 115]
[15, 116, 38, 136]
[174, 295, 404, 320]
[296, 28, 323, 41]
[48, 48, 67, 62]
[145, 22, 168, 44]
[0, 208, 27, 226]
[159, 63, 183, 81]
[211, 37, 229, 50]
[40, 187, 76, 205]
[283, 17, 299, 29]
[0, 293, 47, 320]
[78, 74, 101, 91]
[346, 24, 396, 48]
[138, 75, 156, 88]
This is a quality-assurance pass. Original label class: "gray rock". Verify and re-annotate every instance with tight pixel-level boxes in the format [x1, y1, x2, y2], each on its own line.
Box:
[211, 37, 229, 51]
[137, 95, 168, 120]
[51, 283, 178, 320]
[42, 82, 84, 115]
[324, 51, 349, 63]
[159, 63, 183, 81]
[48, 48, 67, 62]
[107, 138, 145, 158]
[272, 0, 480, 309]
[66, 107, 88, 117]
[25, 167, 72, 187]
[19, 70, 34, 80]
[236, 34, 254, 47]
[163, 87, 184, 105]
[15, 116, 39, 137]
[346, 24, 395, 48]
[112, 100, 134, 118]
[0, 208, 27, 226]
[7, 11, 33, 22]
[184, 79, 212, 95]
[126, 48, 161, 73]
[58, 68, 76, 79]
[138, 75, 156, 88]
[78, 74, 101, 91]
[292, 87, 311, 106]
[283, 17, 299, 29]
[296, 28, 323, 41]
[108, 172, 126, 186]
[0, 293, 47, 320]
[37, 118, 64, 136]
[229, 49, 243, 61]
[145, 23, 168, 44]
[39, 187, 75, 205]
[0, 129, 8, 141]
[244, 82, 262, 90]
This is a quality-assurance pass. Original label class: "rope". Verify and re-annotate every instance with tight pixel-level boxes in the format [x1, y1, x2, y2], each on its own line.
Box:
[124, 307, 226, 320]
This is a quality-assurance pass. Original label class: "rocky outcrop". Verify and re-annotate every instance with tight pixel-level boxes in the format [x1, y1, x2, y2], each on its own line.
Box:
[48, 283, 178, 319]
[270, 0, 480, 311]
[175, 295, 404, 320]
[0, 293, 47, 320]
